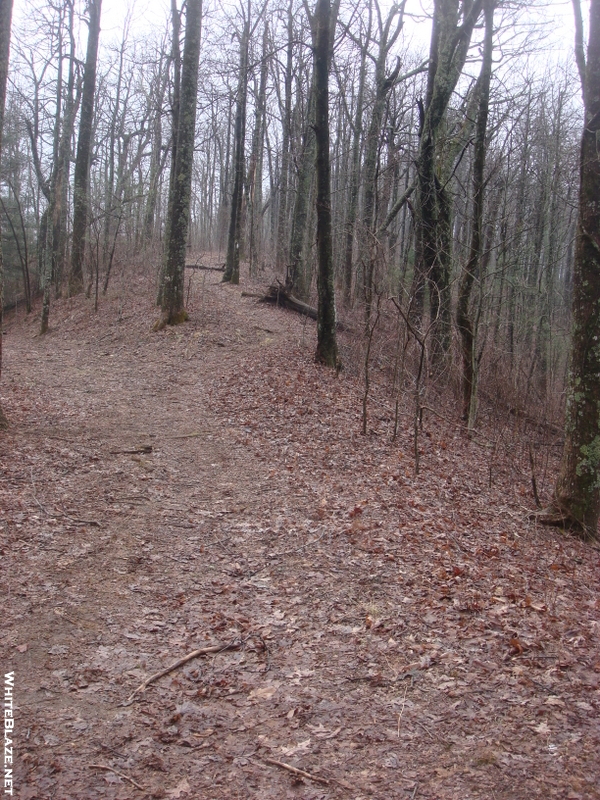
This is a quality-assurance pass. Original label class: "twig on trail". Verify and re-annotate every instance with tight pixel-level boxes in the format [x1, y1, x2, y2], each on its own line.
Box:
[53, 607, 80, 627]
[60, 513, 103, 528]
[397, 683, 409, 737]
[261, 757, 330, 786]
[251, 632, 270, 673]
[109, 445, 153, 455]
[30, 468, 48, 515]
[414, 719, 447, 745]
[446, 530, 470, 554]
[31, 468, 102, 527]
[169, 431, 206, 439]
[93, 740, 129, 759]
[267, 531, 327, 559]
[122, 640, 242, 706]
[88, 764, 145, 791]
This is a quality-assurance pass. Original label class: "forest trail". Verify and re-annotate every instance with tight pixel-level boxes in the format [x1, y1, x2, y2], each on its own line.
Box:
[0, 270, 599, 800]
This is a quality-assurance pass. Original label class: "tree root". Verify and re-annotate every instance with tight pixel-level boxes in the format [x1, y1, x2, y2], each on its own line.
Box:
[153, 309, 189, 331]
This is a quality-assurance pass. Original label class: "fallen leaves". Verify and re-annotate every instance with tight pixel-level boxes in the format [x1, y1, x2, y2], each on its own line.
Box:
[1, 273, 599, 800]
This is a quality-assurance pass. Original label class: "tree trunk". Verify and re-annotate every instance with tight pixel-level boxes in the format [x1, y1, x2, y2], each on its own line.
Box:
[223, 2, 250, 286]
[360, 3, 405, 328]
[33, 0, 79, 332]
[342, 4, 370, 305]
[0, 0, 14, 429]
[311, 0, 339, 368]
[275, 0, 294, 272]
[157, 0, 182, 308]
[158, 0, 203, 326]
[549, 0, 600, 538]
[287, 84, 315, 298]
[247, 20, 269, 275]
[52, 0, 78, 300]
[456, 0, 493, 428]
[69, 0, 102, 297]
[414, 0, 483, 357]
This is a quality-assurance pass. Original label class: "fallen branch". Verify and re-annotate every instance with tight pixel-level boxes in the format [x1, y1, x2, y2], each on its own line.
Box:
[31, 468, 102, 528]
[88, 764, 145, 791]
[261, 757, 330, 786]
[109, 445, 153, 455]
[122, 640, 242, 706]
[59, 512, 103, 528]
[185, 263, 225, 271]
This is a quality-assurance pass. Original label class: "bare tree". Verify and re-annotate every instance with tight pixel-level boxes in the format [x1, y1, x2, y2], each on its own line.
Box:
[0, 0, 14, 429]
[246, 18, 270, 274]
[157, 0, 202, 327]
[413, 0, 483, 358]
[307, 0, 340, 368]
[360, 0, 405, 328]
[223, 0, 264, 284]
[340, 0, 372, 305]
[456, 0, 494, 428]
[69, 0, 102, 296]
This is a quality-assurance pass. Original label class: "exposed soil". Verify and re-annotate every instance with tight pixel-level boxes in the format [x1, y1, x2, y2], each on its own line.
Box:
[1, 266, 599, 800]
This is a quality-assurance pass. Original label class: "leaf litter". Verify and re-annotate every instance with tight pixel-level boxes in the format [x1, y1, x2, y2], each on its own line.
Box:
[0, 269, 599, 799]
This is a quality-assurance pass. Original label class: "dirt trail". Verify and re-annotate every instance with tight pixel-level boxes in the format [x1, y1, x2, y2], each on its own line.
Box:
[1, 272, 599, 800]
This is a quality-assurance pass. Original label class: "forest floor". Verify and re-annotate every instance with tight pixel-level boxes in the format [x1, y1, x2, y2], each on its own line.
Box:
[0, 263, 599, 800]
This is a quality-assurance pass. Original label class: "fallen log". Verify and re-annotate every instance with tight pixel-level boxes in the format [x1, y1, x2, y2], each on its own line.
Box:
[260, 283, 349, 331]
[185, 263, 225, 272]
[260, 283, 317, 321]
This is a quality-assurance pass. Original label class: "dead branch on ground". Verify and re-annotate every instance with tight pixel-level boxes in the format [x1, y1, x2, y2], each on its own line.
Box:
[122, 640, 242, 706]
[261, 757, 330, 786]
[88, 764, 145, 791]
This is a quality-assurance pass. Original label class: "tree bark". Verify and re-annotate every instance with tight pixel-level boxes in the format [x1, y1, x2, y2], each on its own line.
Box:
[247, 20, 269, 275]
[360, 2, 405, 328]
[342, 2, 371, 305]
[223, 0, 250, 285]
[287, 70, 316, 299]
[69, 0, 102, 297]
[275, 0, 294, 273]
[158, 0, 203, 326]
[157, 0, 182, 308]
[414, 0, 483, 357]
[550, 0, 600, 538]
[456, 0, 493, 428]
[310, 0, 339, 368]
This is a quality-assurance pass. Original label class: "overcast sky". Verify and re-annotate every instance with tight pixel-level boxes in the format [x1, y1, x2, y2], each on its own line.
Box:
[11, 0, 582, 74]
